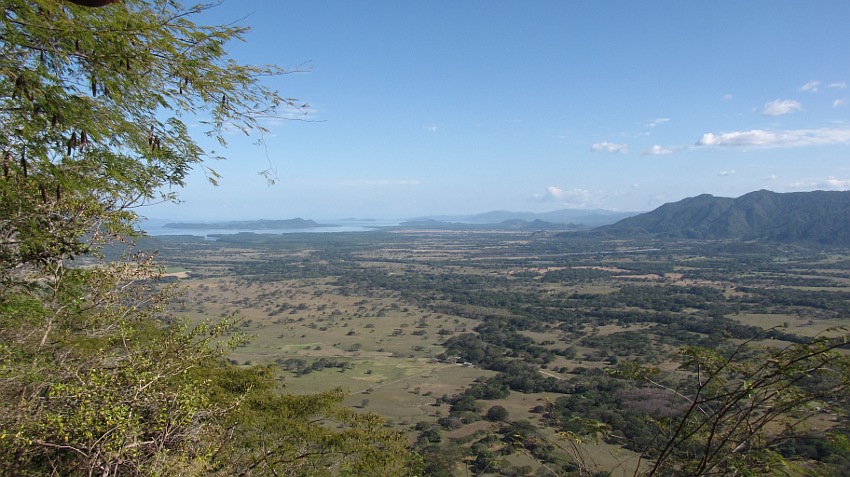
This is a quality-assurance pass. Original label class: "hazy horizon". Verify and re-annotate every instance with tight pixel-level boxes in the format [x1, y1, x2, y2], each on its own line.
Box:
[146, 1, 850, 221]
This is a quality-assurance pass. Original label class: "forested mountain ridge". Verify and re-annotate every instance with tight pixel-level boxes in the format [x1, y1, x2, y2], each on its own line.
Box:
[596, 189, 850, 245]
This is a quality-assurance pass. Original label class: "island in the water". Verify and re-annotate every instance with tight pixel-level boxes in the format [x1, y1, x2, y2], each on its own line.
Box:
[163, 218, 336, 230]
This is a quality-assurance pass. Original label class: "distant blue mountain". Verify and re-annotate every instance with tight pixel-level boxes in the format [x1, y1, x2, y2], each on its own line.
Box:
[410, 209, 638, 227]
[163, 218, 333, 230]
[397, 218, 583, 231]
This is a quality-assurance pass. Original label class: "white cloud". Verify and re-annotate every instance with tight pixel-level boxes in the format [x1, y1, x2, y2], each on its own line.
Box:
[762, 99, 803, 116]
[788, 177, 850, 190]
[696, 127, 850, 148]
[643, 145, 673, 155]
[824, 177, 850, 189]
[718, 170, 735, 177]
[425, 125, 438, 133]
[800, 80, 821, 92]
[535, 186, 593, 207]
[829, 82, 848, 89]
[765, 174, 779, 180]
[722, 93, 733, 101]
[591, 141, 629, 154]
[645, 118, 670, 128]
[834, 99, 845, 108]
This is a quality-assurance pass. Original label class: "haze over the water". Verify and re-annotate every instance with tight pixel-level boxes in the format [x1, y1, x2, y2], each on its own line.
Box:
[146, 1, 850, 222]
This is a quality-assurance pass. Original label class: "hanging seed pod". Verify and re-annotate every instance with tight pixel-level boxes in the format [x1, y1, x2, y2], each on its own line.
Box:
[68, 132, 78, 155]
[40, 184, 48, 203]
[3, 151, 10, 179]
[56, 184, 61, 202]
[67, 0, 121, 7]
[20, 152, 28, 178]
[75, 38, 80, 52]
[80, 130, 88, 148]
[91, 78, 97, 97]
[12, 76, 23, 99]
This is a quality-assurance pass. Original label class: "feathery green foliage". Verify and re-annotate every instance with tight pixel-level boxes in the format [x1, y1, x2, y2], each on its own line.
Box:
[0, 1, 416, 475]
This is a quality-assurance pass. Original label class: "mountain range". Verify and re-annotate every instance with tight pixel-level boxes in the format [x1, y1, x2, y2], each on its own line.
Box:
[410, 209, 638, 227]
[163, 218, 332, 230]
[596, 189, 850, 245]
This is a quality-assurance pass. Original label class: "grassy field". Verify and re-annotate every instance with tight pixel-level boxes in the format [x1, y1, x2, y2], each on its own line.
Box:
[150, 230, 850, 476]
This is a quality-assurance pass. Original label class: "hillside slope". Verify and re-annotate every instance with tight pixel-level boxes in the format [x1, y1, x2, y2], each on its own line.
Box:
[596, 190, 850, 245]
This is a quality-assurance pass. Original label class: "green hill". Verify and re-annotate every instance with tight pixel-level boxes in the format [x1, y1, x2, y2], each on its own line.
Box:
[596, 189, 850, 245]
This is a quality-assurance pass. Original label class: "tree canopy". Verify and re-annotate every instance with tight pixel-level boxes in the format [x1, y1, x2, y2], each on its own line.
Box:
[0, 1, 415, 475]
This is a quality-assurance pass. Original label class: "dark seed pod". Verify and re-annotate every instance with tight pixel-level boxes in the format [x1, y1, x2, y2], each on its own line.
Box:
[91, 78, 97, 97]
[20, 153, 28, 178]
[3, 151, 10, 178]
[68, 132, 78, 155]
[67, 0, 121, 7]
[12, 76, 23, 99]
[80, 130, 88, 148]
[56, 184, 61, 202]
[40, 184, 48, 203]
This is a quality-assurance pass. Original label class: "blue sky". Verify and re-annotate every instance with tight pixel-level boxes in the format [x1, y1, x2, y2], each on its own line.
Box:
[148, 1, 850, 221]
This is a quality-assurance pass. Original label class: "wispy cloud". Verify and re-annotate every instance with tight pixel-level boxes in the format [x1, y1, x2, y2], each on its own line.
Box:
[762, 99, 803, 116]
[829, 82, 847, 89]
[788, 177, 850, 190]
[591, 142, 629, 154]
[765, 174, 779, 180]
[722, 93, 733, 101]
[643, 145, 674, 155]
[718, 170, 735, 177]
[292, 178, 422, 187]
[834, 99, 845, 108]
[534, 186, 593, 207]
[824, 177, 850, 188]
[696, 127, 850, 148]
[425, 125, 439, 133]
[340, 179, 422, 186]
[800, 80, 821, 92]
[645, 118, 670, 128]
